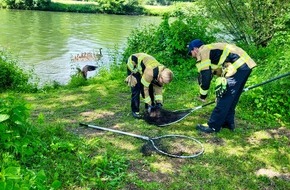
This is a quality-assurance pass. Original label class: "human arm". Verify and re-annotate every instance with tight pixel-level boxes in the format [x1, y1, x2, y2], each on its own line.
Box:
[125, 55, 139, 87]
[197, 69, 212, 100]
[153, 85, 163, 106]
[195, 47, 213, 100]
[141, 69, 154, 106]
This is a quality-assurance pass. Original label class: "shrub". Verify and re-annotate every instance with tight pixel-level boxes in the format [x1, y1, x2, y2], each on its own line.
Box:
[123, 13, 217, 79]
[0, 0, 51, 9]
[0, 96, 32, 154]
[0, 49, 37, 92]
[239, 31, 290, 124]
[67, 72, 88, 88]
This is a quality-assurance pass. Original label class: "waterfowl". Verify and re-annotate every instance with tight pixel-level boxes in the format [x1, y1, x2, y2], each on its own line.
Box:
[93, 48, 103, 61]
[71, 48, 103, 62]
[79, 65, 98, 79]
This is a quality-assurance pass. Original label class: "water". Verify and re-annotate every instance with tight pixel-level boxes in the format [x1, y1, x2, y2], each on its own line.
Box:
[0, 10, 161, 86]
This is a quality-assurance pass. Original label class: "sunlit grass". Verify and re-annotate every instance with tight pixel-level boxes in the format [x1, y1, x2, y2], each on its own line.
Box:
[1, 65, 289, 189]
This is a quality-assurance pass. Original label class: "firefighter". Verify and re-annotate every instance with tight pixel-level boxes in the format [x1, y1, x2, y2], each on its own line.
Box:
[125, 53, 174, 119]
[188, 39, 256, 133]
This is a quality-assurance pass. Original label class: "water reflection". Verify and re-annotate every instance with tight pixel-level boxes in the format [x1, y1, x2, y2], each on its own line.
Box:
[0, 10, 161, 86]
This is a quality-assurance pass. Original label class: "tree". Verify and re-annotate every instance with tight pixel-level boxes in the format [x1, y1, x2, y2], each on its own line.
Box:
[200, 0, 290, 46]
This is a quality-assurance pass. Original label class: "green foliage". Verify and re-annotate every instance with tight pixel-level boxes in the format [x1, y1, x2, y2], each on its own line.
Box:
[46, 1, 102, 13]
[0, 49, 37, 93]
[0, 97, 49, 189]
[123, 13, 217, 79]
[239, 31, 290, 124]
[0, 95, 129, 189]
[97, 0, 144, 14]
[0, 0, 144, 14]
[0, 96, 44, 165]
[40, 80, 63, 91]
[0, 0, 51, 9]
[67, 72, 88, 88]
[199, 0, 290, 46]
[144, 0, 193, 6]
[0, 96, 31, 147]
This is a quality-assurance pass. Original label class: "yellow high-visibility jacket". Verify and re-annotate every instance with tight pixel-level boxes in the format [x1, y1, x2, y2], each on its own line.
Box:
[127, 53, 166, 105]
[195, 43, 256, 98]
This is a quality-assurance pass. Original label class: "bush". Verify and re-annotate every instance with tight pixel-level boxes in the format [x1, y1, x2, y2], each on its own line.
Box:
[238, 31, 290, 124]
[0, 96, 31, 152]
[0, 49, 37, 92]
[123, 13, 217, 79]
[67, 73, 88, 88]
[0, 96, 47, 189]
[0, 0, 51, 9]
[97, 0, 144, 14]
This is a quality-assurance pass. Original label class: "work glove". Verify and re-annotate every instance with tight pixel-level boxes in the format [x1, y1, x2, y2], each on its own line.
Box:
[124, 75, 137, 87]
[215, 77, 227, 98]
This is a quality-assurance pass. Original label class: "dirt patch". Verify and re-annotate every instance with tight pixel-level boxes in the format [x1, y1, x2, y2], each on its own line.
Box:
[256, 168, 290, 181]
[205, 136, 225, 146]
[127, 159, 188, 185]
[247, 127, 290, 145]
[268, 127, 290, 140]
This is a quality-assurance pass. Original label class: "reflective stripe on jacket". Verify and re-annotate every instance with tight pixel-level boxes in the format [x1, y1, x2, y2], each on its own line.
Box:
[196, 43, 256, 72]
[196, 43, 256, 97]
[127, 53, 164, 105]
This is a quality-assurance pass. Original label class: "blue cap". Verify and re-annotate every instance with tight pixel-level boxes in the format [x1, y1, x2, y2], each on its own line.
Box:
[188, 39, 203, 55]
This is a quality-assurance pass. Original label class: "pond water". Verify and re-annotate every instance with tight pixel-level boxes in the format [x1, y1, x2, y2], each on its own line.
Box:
[0, 10, 161, 86]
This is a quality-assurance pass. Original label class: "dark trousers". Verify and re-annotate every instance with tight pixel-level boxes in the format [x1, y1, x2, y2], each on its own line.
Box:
[130, 72, 154, 112]
[208, 64, 252, 131]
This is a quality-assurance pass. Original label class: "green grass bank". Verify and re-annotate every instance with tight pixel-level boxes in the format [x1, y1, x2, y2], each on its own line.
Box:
[1, 63, 289, 189]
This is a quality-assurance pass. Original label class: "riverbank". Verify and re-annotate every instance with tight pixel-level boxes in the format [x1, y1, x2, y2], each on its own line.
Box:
[1, 63, 289, 189]
[51, 0, 185, 15]
[0, 0, 196, 16]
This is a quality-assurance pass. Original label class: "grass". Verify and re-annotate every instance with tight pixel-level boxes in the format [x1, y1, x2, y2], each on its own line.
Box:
[50, 0, 194, 16]
[143, 5, 176, 16]
[1, 63, 289, 189]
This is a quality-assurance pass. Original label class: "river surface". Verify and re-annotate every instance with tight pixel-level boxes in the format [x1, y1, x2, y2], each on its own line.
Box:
[0, 10, 161, 86]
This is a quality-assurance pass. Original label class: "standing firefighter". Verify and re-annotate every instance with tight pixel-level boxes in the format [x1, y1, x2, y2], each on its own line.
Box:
[125, 53, 174, 119]
[188, 39, 256, 133]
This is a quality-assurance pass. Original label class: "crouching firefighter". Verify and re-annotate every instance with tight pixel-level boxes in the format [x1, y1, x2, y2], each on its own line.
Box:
[187, 39, 256, 133]
[125, 53, 174, 119]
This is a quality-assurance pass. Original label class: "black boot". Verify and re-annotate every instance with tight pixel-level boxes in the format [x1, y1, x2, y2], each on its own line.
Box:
[132, 112, 142, 119]
[196, 124, 216, 133]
